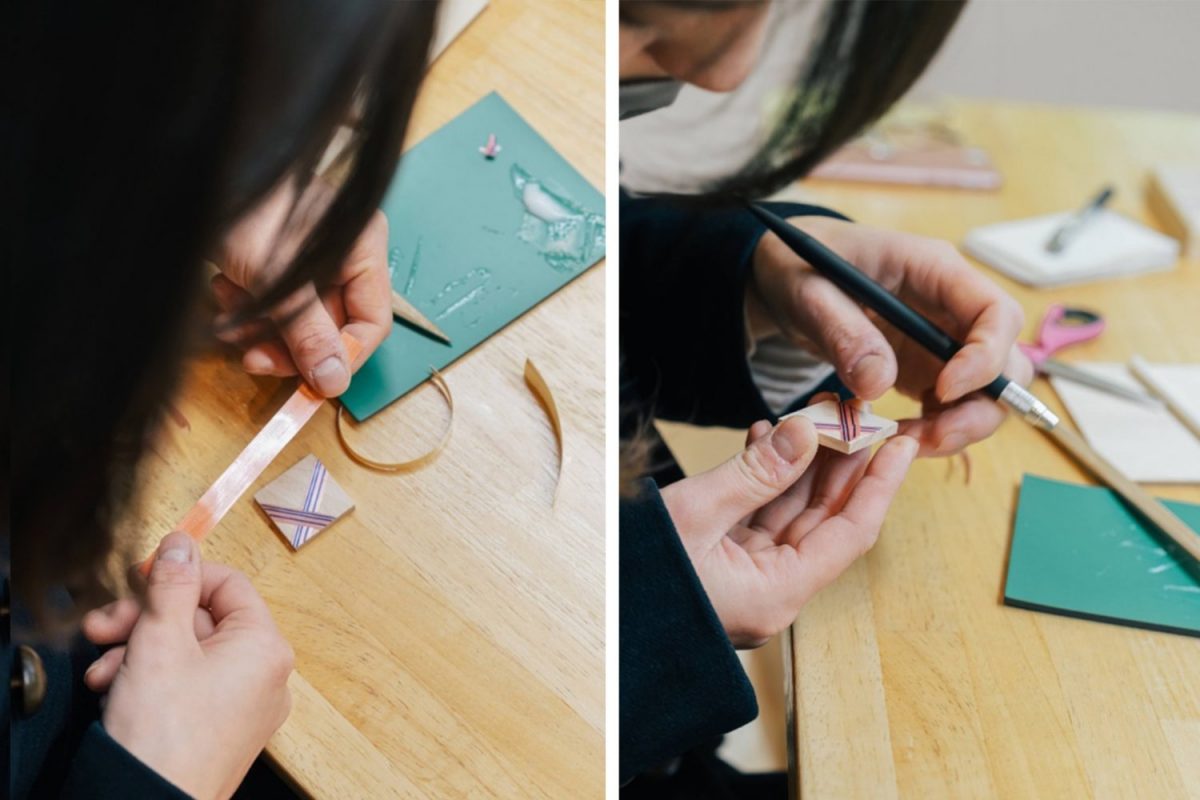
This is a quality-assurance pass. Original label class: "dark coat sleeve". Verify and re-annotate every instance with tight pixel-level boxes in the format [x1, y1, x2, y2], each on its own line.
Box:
[619, 198, 856, 783]
[5, 582, 190, 800]
[619, 193, 849, 430]
[619, 480, 756, 784]
[57, 723, 193, 799]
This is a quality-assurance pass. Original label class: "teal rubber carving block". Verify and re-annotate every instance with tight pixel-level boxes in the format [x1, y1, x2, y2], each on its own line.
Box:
[1005, 474, 1200, 637]
[342, 91, 605, 420]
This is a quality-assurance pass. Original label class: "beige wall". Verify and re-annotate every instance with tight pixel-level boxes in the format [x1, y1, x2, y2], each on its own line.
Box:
[620, 0, 1199, 194]
[912, 0, 1200, 113]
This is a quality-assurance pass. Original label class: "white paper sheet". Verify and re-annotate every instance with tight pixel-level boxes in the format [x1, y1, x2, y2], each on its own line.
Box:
[430, 0, 489, 63]
[964, 209, 1178, 287]
[1050, 362, 1200, 484]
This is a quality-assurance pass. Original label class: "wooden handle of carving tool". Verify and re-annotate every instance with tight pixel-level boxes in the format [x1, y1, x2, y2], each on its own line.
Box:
[391, 290, 452, 345]
[1047, 423, 1200, 563]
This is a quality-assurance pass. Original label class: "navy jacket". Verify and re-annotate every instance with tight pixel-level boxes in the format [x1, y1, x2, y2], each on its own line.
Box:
[4, 574, 191, 799]
[619, 194, 846, 783]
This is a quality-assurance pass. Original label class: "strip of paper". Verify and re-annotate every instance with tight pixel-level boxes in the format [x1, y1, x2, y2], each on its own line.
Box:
[139, 333, 362, 572]
[335, 368, 454, 472]
[524, 358, 563, 501]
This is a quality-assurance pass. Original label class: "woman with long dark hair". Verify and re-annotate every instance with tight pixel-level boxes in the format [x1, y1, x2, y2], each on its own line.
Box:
[6, 2, 439, 796]
[618, 1, 1032, 794]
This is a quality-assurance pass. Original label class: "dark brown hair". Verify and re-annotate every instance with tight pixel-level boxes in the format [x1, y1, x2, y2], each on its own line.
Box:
[710, 0, 967, 199]
[8, 0, 439, 627]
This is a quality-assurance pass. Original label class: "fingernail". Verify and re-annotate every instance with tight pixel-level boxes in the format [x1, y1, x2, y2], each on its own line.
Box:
[771, 419, 807, 463]
[849, 353, 890, 397]
[243, 350, 274, 374]
[896, 435, 921, 459]
[311, 356, 349, 395]
[850, 352, 884, 378]
[941, 378, 966, 402]
[937, 433, 967, 454]
[157, 532, 195, 564]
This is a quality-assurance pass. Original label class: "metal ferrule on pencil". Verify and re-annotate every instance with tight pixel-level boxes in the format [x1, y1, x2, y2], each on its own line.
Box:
[998, 381, 1060, 431]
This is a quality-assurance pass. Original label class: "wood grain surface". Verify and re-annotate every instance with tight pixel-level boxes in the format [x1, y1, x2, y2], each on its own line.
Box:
[659, 102, 1200, 798]
[122, 1, 604, 796]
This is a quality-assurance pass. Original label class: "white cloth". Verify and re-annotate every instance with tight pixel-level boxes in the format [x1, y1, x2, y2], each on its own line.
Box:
[748, 335, 837, 415]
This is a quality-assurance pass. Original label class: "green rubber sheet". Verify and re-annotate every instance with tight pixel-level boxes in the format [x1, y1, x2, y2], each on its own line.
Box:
[342, 91, 605, 420]
[1005, 474, 1200, 637]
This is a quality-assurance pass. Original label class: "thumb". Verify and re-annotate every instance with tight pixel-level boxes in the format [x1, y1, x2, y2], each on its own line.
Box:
[142, 532, 203, 630]
[788, 273, 898, 400]
[663, 416, 819, 547]
[274, 286, 349, 397]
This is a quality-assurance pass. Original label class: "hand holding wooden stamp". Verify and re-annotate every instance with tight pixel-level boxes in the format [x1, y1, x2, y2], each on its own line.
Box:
[781, 399, 898, 454]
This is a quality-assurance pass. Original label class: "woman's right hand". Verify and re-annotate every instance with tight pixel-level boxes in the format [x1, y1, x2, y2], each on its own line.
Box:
[660, 401, 918, 648]
[213, 179, 394, 398]
[81, 532, 294, 800]
[750, 216, 1031, 457]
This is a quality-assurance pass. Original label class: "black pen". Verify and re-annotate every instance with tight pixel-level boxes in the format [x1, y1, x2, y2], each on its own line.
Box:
[1044, 185, 1114, 254]
[748, 204, 1059, 431]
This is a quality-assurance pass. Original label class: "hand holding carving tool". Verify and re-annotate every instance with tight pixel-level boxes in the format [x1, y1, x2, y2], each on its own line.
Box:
[749, 203, 1200, 563]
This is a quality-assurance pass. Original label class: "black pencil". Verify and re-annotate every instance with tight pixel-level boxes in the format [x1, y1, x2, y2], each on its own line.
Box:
[748, 203, 1059, 431]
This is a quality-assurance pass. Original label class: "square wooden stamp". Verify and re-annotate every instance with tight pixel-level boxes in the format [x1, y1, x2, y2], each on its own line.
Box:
[781, 399, 898, 454]
[255, 454, 354, 550]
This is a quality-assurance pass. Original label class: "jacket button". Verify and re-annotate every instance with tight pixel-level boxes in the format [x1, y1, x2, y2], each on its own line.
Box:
[12, 645, 48, 716]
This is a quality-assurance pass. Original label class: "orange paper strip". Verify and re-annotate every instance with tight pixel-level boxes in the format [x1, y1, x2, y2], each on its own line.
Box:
[140, 333, 362, 572]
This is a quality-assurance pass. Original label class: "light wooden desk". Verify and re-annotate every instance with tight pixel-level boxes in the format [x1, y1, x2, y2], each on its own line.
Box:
[125, 1, 604, 796]
[661, 102, 1200, 798]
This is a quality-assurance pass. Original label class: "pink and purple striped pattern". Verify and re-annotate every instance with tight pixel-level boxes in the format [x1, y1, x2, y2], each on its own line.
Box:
[813, 402, 882, 443]
[259, 459, 334, 548]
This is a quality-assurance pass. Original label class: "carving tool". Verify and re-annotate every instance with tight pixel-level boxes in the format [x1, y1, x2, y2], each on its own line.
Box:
[392, 289, 452, 345]
[749, 203, 1200, 563]
[140, 332, 363, 573]
[751, 204, 1057, 430]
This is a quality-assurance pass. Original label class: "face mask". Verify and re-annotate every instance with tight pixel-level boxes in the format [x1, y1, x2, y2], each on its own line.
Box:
[619, 78, 683, 120]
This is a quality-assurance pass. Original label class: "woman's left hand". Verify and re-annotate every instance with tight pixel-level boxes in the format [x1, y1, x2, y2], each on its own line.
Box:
[212, 178, 393, 398]
[749, 216, 1033, 457]
[661, 403, 919, 648]
[80, 534, 294, 800]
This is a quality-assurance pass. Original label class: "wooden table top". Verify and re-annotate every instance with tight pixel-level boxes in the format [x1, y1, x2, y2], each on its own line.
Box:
[788, 102, 1200, 799]
[661, 101, 1199, 797]
[125, 1, 604, 796]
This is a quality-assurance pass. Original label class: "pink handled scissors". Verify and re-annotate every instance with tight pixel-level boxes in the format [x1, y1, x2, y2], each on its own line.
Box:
[1020, 304, 1158, 405]
[1019, 304, 1105, 366]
